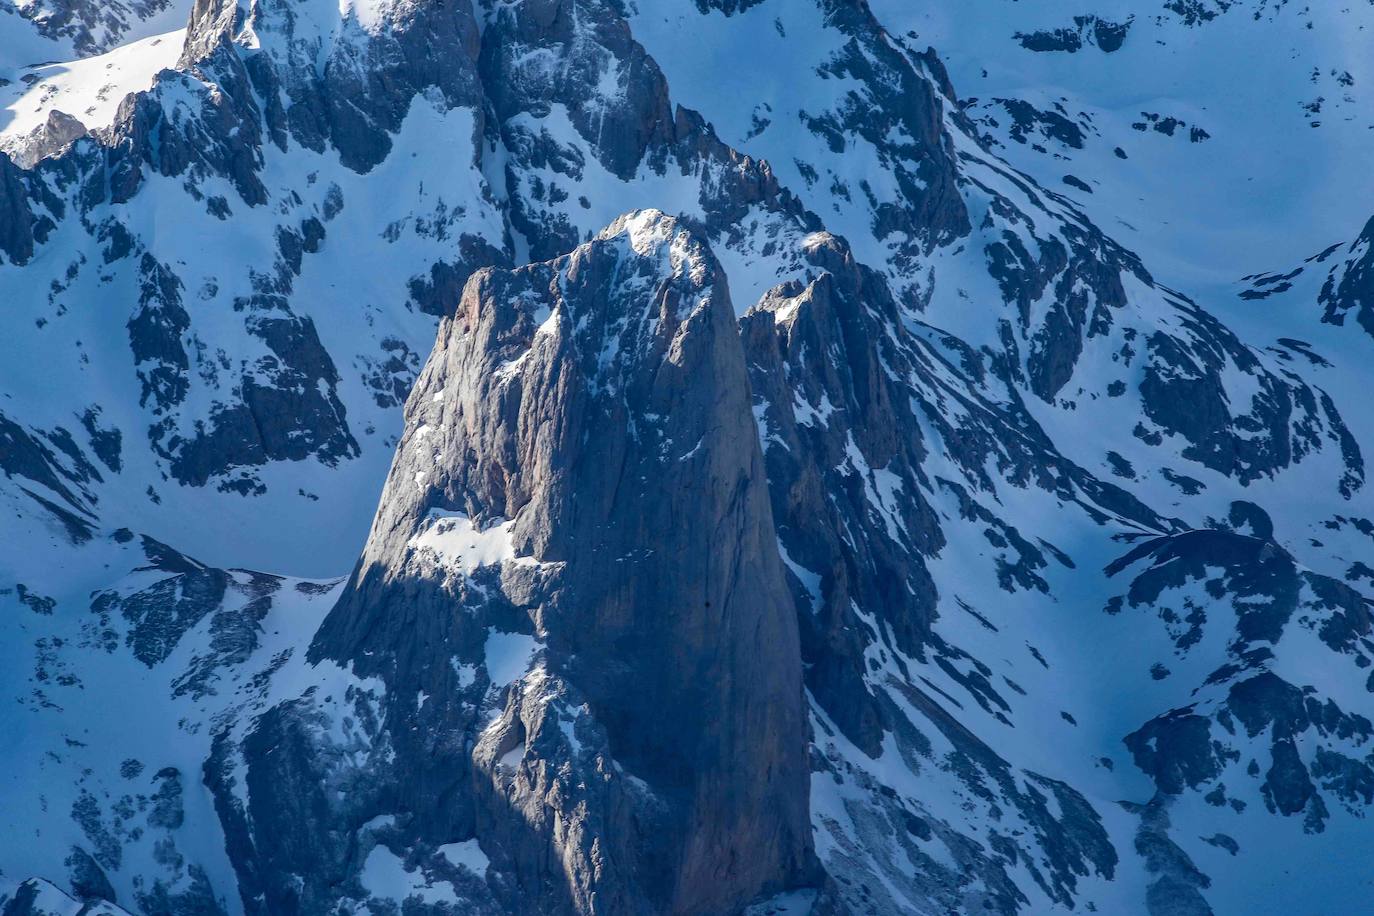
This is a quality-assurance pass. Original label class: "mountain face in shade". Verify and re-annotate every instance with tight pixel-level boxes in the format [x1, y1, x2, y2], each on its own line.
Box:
[2, 2, 1373, 915]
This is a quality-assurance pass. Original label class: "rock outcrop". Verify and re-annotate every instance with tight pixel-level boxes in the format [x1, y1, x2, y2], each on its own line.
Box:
[212, 211, 819, 915]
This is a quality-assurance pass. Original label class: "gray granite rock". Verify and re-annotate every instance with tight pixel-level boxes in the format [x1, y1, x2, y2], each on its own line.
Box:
[209, 211, 820, 915]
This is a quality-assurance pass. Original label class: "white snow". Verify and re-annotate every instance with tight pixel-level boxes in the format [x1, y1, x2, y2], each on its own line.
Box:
[0, 29, 185, 147]
[497, 742, 525, 769]
[437, 839, 490, 876]
[0, 0, 191, 70]
[408, 510, 520, 573]
[450, 659, 477, 687]
[483, 630, 538, 687]
[870, 0, 1374, 291]
[339, 0, 393, 33]
[359, 844, 456, 905]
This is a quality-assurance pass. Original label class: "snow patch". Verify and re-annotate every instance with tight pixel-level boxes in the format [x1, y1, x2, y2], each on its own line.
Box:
[408, 511, 519, 573]
[437, 840, 489, 876]
[483, 630, 538, 687]
[360, 845, 455, 905]
[498, 741, 526, 769]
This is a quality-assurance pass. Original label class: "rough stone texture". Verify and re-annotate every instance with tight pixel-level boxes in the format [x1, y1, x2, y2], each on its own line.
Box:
[1128, 799, 1213, 916]
[740, 230, 1166, 756]
[225, 211, 817, 915]
[740, 233, 945, 753]
[2, 111, 90, 169]
[186, 0, 486, 173]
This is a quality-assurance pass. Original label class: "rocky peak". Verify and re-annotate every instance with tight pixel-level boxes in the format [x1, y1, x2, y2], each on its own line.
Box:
[303, 209, 816, 914]
[1, 110, 89, 169]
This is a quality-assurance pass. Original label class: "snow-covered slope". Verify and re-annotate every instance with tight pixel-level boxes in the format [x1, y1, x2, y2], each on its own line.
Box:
[0, 28, 185, 165]
[881, 1, 1374, 287]
[1, 1, 1372, 914]
[0, 0, 191, 65]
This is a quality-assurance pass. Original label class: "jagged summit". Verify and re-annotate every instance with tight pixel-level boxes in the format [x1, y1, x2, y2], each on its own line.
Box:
[298, 209, 815, 915]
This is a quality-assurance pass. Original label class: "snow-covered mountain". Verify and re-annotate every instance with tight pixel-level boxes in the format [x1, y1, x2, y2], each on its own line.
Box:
[2, 1, 1371, 914]
[0, 0, 190, 64]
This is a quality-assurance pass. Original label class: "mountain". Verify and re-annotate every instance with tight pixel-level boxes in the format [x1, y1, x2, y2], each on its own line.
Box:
[1, 1, 1371, 914]
[0, 0, 191, 65]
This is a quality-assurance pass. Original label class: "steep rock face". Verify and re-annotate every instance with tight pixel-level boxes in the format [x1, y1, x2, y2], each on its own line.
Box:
[739, 231, 1169, 755]
[476, 0, 824, 310]
[181, 0, 486, 173]
[226, 211, 815, 915]
[0, 154, 35, 266]
[740, 232, 945, 754]
[739, 231, 1161, 914]
[1, 0, 1356, 567]
[4, 111, 90, 170]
